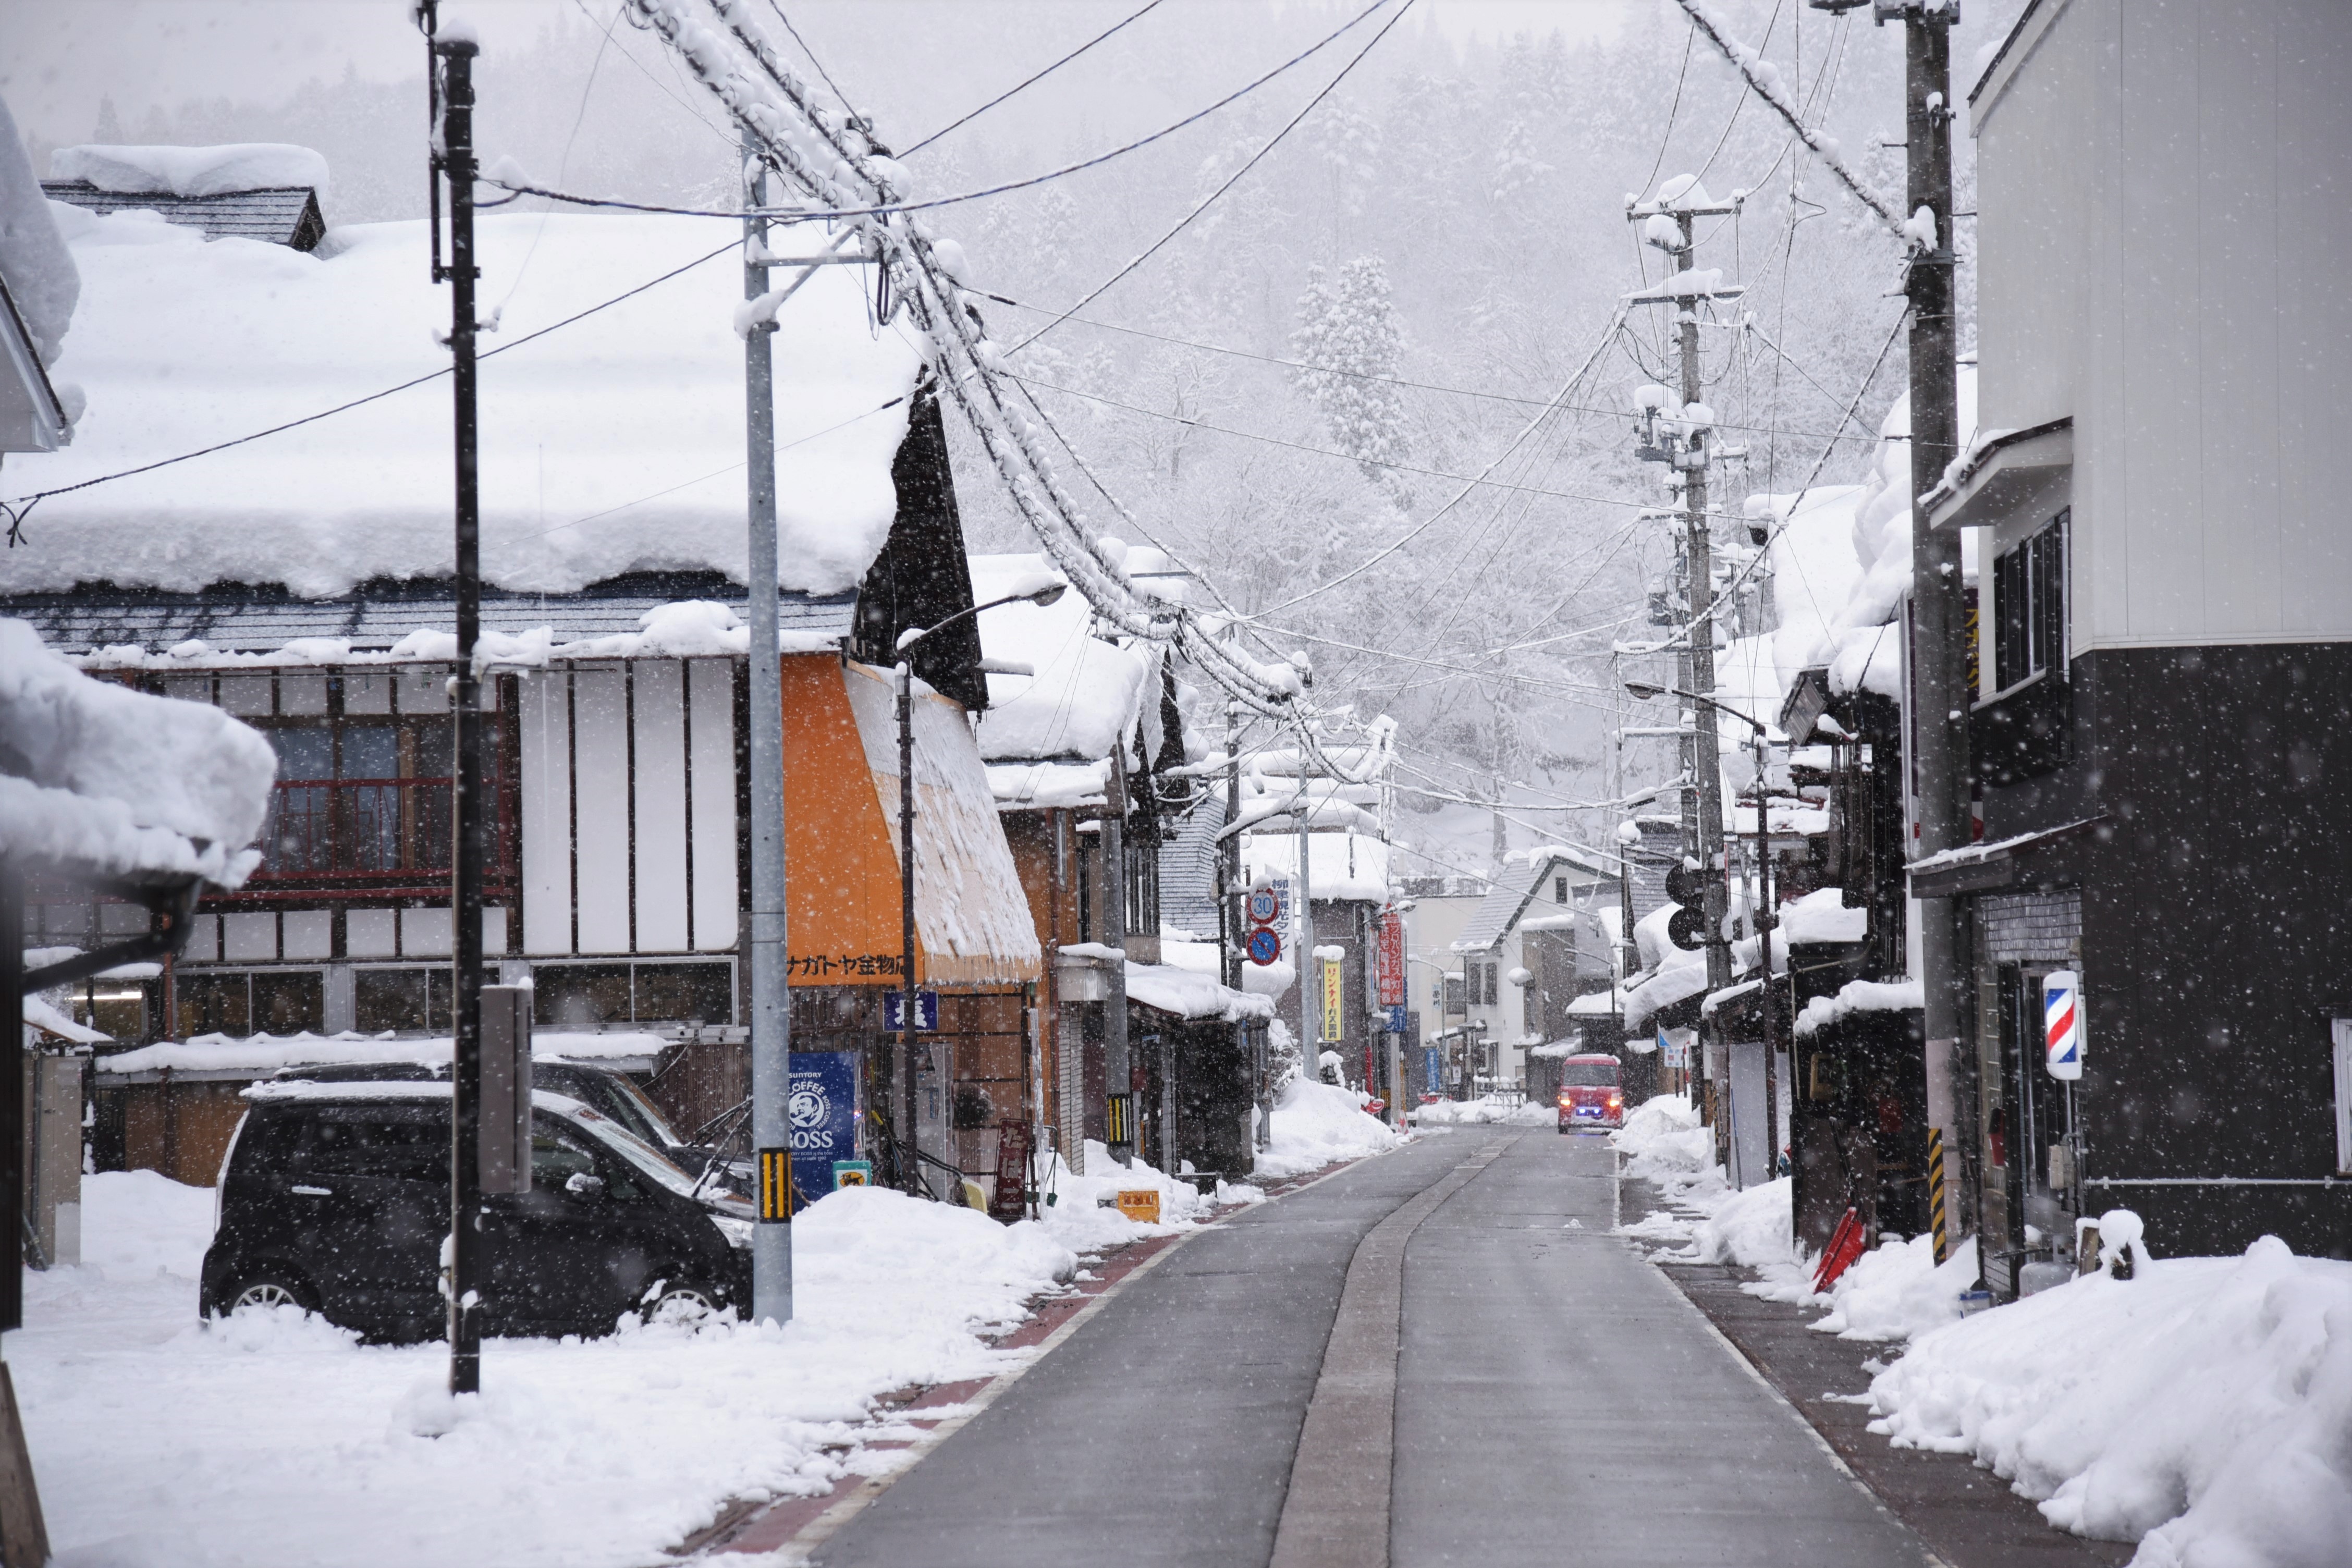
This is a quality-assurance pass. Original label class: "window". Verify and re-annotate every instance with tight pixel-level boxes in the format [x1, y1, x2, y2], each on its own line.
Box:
[1993, 510, 2067, 693]
[247, 673, 508, 884]
[1554, 875, 1569, 905]
[297, 1109, 448, 1184]
[354, 967, 455, 1034]
[173, 970, 324, 1037]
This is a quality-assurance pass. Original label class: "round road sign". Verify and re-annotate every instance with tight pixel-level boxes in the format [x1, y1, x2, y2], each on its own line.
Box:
[1245, 927, 1283, 966]
[1247, 887, 1282, 925]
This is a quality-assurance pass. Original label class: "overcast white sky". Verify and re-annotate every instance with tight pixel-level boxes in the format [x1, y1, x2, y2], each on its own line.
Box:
[1, 0, 1633, 150]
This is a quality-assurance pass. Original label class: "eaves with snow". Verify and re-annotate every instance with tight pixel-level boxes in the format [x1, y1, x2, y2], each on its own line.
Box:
[3, 191, 920, 600]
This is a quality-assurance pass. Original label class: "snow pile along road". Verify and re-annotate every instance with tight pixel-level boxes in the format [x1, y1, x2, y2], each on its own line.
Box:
[15, 1172, 1089, 1568]
[1866, 1236, 2352, 1567]
[1255, 1078, 1402, 1179]
[1411, 1094, 1552, 1128]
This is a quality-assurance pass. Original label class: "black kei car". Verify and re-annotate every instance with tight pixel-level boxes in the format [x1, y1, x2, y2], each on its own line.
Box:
[201, 1082, 755, 1341]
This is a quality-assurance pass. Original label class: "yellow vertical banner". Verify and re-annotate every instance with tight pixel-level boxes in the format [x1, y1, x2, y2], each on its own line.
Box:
[1320, 957, 1344, 1042]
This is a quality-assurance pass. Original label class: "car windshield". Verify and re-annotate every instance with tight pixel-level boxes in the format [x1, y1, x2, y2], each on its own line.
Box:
[605, 1074, 683, 1147]
[1561, 1063, 1619, 1087]
[564, 1106, 704, 1200]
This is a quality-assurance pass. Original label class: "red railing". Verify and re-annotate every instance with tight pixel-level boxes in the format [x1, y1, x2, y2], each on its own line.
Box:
[252, 778, 511, 884]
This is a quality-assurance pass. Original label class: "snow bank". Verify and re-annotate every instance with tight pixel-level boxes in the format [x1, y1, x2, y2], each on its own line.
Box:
[1867, 1237, 2352, 1567]
[1256, 1077, 1401, 1179]
[9, 210, 916, 598]
[1031, 1141, 1238, 1251]
[52, 143, 330, 199]
[1412, 1094, 1552, 1127]
[0, 619, 275, 886]
[1809, 1232, 1980, 1341]
[15, 1172, 1092, 1568]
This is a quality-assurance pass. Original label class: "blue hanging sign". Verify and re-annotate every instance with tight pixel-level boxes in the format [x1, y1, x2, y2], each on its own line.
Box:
[1385, 1004, 1408, 1034]
[788, 1051, 861, 1213]
[1245, 927, 1283, 966]
[882, 990, 939, 1032]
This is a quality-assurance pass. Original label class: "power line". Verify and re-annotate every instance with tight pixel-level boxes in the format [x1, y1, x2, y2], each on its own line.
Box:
[973, 293, 1873, 444]
[2, 238, 745, 542]
[763, 2, 857, 115]
[902, 0, 1170, 156]
[487, 0, 1396, 227]
[1010, 366, 1741, 516]
[1009, 0, 1417, 353]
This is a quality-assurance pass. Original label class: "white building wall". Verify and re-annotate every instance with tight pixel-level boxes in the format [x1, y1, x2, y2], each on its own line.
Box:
[1973, 0, 2352, 652]
[513, 658, 741, 960]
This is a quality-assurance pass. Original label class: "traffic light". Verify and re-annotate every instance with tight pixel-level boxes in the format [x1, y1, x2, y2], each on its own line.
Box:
[1663, 861, 1711, 952]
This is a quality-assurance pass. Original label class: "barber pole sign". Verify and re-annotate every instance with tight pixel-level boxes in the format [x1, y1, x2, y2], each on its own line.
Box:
[2043, 970, 2082, 1081]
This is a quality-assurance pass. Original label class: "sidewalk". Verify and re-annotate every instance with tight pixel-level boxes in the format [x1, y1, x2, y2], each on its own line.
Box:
[1625, 1178, 2134, 1568]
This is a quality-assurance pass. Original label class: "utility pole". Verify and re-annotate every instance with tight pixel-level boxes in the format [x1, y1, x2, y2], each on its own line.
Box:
[431, 24, 488, 1399]
[1627, 180, 1743, 1129]
[1103, 741, 1131, 1165]
[742, 132, 792, 1320]
[1901, 1, 1973, 1262]
[1807, 0, 1971, 1258]
[1294, 722, 1317, 1080]
[896, 659, 921, 1193]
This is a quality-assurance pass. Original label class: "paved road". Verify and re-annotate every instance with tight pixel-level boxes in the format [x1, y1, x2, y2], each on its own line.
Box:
[810, 1128, 1932, 1568]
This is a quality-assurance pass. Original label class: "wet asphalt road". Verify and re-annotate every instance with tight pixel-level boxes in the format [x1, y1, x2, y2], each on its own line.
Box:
[810, 1127, 1932, 1568]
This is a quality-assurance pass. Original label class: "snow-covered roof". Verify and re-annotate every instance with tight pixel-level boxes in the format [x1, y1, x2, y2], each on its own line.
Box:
[1122, 960, 1272, 1023]
[0, 100, 77, 368]
[0, 619, 274, 888]
[1452, 847, 1612, 954]
[971, 551, 1152, 767]
[1793, 977, 1926, 1038]
[4, 207, 918, 598]
[51, 143, 328, 200]
[95, 1029, 669, 1076]
[13, 579, 855, 666]
[1241, 830, 1390, 906]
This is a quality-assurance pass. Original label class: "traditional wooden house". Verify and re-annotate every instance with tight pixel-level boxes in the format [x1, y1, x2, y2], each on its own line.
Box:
[973, 549, 1266, 1178]
[2, 156, 1043, 1195]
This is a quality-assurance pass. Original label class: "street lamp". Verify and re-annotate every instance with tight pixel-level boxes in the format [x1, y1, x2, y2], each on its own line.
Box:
[1624, 679, 1784, 1075]
[888, 574, 1067, 1195]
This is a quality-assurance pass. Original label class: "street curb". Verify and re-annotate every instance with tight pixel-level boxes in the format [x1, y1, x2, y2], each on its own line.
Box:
[1627, 1177, 1956, 1568]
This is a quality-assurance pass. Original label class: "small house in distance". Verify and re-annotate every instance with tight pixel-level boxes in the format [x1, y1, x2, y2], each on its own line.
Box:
[43, 144, 328, 252]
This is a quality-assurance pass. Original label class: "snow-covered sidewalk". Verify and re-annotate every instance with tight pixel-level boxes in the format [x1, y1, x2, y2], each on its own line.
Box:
[15, 1098, 1405, 1568]
[14, 1163, 1237, 1568]
[1609, 1094, 2352, 1565]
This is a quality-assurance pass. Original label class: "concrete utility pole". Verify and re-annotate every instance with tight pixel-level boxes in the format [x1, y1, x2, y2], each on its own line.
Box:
[741, 132, 792, 1320]
[1294, 724, 1317, 1075]
[1627, 185, 1743, 1136]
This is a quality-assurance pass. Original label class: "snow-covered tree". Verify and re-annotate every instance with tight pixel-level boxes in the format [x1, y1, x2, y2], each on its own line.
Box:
[1290, 257, 1408, 487]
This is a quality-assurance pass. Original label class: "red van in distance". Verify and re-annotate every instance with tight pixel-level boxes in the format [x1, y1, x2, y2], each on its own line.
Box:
[1555, 1054, 1624, 1131]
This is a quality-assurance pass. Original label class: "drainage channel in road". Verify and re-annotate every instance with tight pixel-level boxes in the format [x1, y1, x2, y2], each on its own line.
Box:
[676, 1152, 1401, 1562]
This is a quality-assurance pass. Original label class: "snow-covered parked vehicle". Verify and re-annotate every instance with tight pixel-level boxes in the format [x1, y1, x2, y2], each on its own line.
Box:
[201, 1081, 754, 1341]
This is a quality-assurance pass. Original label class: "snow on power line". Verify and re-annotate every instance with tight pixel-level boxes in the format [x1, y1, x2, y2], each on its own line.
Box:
[623, 0, 1317, 719]
[1670, 0, 1905, 238]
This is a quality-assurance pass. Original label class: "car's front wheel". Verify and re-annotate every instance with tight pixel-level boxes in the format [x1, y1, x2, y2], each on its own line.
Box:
[645, 1281, 722, 1326]
[223, 1272, 318, 1316]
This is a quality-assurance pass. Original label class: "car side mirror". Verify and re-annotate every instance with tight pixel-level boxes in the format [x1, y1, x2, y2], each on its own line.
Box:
[564, 1171, 606, 1202]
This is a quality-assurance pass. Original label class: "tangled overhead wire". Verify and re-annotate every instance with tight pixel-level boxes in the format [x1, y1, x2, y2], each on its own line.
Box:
[621, 0, 1359, 738]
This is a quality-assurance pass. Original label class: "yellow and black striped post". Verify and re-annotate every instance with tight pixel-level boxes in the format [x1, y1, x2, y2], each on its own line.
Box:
[757, 1148, 793, 1222]
[1105, 1092, 1134, 1157]
[1926, 1128, 1949, 1264]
